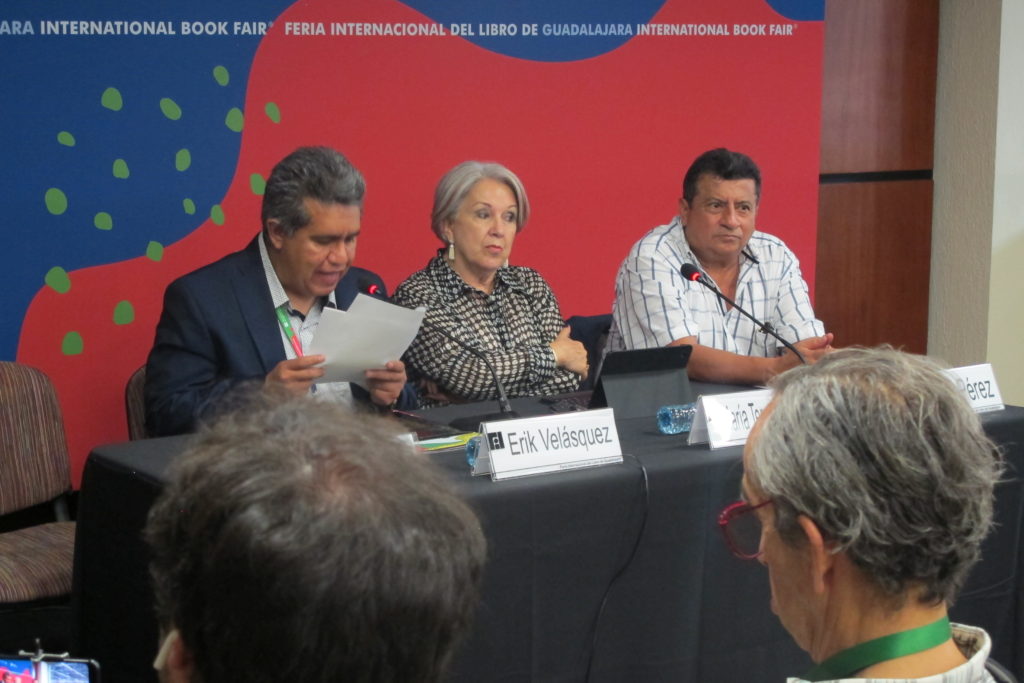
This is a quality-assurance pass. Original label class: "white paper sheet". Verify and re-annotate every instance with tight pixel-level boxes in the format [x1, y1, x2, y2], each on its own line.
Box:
[306, 294, 425, 387]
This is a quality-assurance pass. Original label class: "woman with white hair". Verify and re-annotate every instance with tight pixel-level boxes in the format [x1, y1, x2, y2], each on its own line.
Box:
[393, 161, 587, 407]
[722, 347, 1006, 682]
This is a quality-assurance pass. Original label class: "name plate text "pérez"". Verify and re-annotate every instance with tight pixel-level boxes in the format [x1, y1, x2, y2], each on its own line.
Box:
[477, 408, 623, 481]
[946, 364, 1005, 413]
[688, 389, 773, 449]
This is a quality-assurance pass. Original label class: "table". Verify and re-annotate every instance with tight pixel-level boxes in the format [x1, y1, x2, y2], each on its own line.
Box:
[71, 400, 1024, 682]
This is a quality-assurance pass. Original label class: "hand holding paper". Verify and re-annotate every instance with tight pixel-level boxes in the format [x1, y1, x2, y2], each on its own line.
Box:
[306, 294, 425, 388]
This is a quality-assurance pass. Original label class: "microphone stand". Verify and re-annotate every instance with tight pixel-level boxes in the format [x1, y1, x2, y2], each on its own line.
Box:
[355, 277, 518, 430]
[680, 265, 807, 364]
[418, 319, 519, 431]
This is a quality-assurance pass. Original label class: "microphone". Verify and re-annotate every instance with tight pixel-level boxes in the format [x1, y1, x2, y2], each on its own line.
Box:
[357, 276, 383, 298]
[680, 263, 806, 364]
[418, 318, 519, 431]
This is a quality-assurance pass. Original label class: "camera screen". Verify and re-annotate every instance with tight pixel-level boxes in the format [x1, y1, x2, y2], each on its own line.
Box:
[0, 658, 93, 682]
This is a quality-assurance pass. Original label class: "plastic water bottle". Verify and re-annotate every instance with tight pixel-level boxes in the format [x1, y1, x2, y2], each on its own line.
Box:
[465, 436, 482, 466]
[657, 403, 697, 435]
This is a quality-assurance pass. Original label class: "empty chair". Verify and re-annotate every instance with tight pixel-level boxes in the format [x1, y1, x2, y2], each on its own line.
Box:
[0, 361, 76, 652]
[124, 364, 148, 440]
[567, 313, 612, 391]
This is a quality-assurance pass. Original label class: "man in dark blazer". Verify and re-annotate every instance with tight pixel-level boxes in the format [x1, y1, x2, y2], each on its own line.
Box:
[145, 147, 415, 437]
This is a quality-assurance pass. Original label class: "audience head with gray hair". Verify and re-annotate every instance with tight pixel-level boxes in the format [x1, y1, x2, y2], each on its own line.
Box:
[731, 347, 1004, 681]
[145, 394, 486, 683]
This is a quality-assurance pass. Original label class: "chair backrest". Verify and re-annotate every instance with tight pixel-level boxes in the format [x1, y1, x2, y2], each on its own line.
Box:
[567, 314, 613, 391]
[125, 365, 148, 441]
[0, 362, 71, 515]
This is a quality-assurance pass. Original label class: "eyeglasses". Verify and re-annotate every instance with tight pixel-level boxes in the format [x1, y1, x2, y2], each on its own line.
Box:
[718, 499, 773, 560]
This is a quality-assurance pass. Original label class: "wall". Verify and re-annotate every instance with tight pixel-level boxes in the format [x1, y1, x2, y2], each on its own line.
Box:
[815, 0, 938, 354]
[987, 0, 1024, 405]
[931, 0, 1023, 405]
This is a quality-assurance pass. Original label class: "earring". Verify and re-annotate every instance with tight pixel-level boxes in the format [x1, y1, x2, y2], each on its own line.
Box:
[447, 242, 456, 260]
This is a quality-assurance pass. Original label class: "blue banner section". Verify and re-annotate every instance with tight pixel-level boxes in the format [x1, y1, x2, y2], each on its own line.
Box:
[766, 0, 824, 21]
[403, 0, 823, 60]
[0, 0, 291, 360]
[404, 0, 665, 61]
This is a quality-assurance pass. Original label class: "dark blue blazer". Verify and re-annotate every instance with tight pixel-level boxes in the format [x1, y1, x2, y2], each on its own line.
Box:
[144, 236, 416, 437]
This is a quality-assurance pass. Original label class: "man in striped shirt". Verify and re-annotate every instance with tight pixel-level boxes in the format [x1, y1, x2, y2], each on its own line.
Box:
[607, 148, 833, 385]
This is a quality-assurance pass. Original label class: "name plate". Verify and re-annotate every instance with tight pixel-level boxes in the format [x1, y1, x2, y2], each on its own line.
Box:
[946, 364, 1005, 413]
[688, 389, 772, 449]
[472, 408, 623, 481]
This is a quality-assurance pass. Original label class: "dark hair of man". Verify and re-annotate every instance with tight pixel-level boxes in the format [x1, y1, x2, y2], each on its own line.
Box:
[260, 146, 366, 238]
[681, 147, 762, 204]
[145, 394, 487, 683]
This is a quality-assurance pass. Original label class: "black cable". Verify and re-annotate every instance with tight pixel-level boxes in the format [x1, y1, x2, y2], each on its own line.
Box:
[582, 453, 651, 681]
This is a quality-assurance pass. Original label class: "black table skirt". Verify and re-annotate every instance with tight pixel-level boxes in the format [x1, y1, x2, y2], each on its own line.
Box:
[71, 400, 1024, 682]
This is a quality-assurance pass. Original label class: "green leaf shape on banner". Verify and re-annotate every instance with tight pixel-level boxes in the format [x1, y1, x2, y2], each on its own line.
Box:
[265, 102, 281, 123]
[225, 107, 244, 132]
[175, 148, 192, 171]
[160, 97, 182, 120]
[45, 266, 71, 293]
[45, 188, 68, 215]
[146, 241, 164, 261]
[62, 331, 84, 355]
[94, 212, 113, 230]
[113, 300, 135, 325]
[101, 87, 123, 111]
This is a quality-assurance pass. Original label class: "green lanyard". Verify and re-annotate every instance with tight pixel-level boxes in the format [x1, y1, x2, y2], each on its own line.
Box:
[803, 615, 951, 681]
[274, 305, 304, 358]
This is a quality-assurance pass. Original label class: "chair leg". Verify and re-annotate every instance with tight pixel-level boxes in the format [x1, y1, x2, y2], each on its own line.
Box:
[53, 495, 70, 522]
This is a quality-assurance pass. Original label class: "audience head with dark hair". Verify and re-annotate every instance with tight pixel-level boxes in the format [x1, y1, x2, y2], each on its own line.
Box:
[146, 394, 486, 683]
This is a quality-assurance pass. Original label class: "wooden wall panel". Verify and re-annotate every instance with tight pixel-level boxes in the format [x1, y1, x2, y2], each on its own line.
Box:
[817, 0, 938, 353]
[820, 0, 938, 173]
[815, 180, 932, 353]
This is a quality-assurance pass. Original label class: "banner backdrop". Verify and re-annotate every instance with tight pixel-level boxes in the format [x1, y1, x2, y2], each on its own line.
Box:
[1, 0, 824, 483]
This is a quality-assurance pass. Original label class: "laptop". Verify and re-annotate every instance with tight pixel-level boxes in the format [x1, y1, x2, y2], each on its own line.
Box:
[545, 345, 693, 419]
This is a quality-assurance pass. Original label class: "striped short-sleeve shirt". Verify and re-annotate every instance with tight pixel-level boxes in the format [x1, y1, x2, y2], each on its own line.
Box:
[607, 216, 824, 357]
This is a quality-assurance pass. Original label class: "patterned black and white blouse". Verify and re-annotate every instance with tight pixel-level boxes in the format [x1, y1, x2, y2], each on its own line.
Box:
[393, 251, 580, 408]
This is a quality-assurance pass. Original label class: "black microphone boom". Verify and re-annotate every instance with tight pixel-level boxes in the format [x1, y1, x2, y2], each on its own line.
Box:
[355, 276, 517, 430]
[679, 264, 806, 365]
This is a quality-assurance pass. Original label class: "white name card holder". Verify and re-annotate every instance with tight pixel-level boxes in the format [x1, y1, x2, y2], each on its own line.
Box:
[687, 389, 773, 449]
[946, 364, 1005, 413]
[470, 408, 623, 481]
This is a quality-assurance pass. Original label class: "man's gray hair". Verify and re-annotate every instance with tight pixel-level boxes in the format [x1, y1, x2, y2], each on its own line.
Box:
[748, 347, 1003, 606]
[431, 161, 530, 242]
[261, 146, 365, 237]
[146, 393, 486, 683]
